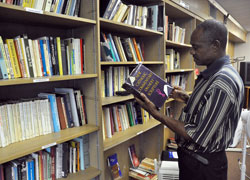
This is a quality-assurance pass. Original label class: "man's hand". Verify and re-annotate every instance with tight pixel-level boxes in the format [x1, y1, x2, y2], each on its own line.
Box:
[134, 93, 161, 120]
[170, 86, 189, 103]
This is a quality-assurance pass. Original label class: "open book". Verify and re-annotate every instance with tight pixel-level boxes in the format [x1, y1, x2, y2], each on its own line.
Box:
[122, 64, 173, 108]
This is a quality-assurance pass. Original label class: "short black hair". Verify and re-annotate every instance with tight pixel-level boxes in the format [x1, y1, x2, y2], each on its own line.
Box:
[195, 19, 228, 50]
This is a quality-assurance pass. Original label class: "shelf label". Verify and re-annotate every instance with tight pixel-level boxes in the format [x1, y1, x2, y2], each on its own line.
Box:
[25, 7, 43, 14]
[42, 142, 57, 149]
[137, 131, 143, 135]
[33, 78, 49, 83]
[135, 26, 143, 30]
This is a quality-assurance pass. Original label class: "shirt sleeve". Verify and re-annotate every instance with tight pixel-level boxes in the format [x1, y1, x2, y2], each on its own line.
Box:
[184, 87, 233, 147]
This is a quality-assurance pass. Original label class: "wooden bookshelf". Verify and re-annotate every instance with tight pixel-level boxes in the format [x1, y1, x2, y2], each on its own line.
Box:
[58, 167, 101, 180]
[0, 125, 99, 164]
[102, 95, 134, 106]
[165, 69, 194, 73]
[0, 1, 103, 179]
[166, 40, 192, 48]
[103, 119, 161, 151]
[100, 61, 164, 65]
[100, 18, 163, 36]
[0, 74, 98, 86]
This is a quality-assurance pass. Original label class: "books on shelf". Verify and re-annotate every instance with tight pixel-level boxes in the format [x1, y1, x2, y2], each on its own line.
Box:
[0, 135, 89, 179]
[1, 0, 81, 17]
[0, 88, 87, 148]
[102, 0, 163, 32]
[100, 32, 144, 63]
[122, 64, 173, 109]
[0, 35, 85, 79]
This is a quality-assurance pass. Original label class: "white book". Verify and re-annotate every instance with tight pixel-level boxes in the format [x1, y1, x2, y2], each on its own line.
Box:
[33, 40, 43, 77]
[103, 107, 112, 138]
[0, 106, 6, 147]
[44, 0, 53, 12]
[34, 0, 45, 10]
[55, 88, 80, 127]
[6, 104, 16, 143]
[28, 39, 38, 77]
[141, 6, 148, 29]
[109, 0, 121, 20]
[31, 153, 40, 180]
[14, 103, 22, 142]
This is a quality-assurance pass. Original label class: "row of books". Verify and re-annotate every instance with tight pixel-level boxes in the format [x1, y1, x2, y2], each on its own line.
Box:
[165, 16, 186, 44]
[0, 135, 89, 180]
[0, 35, 85, 80]
[101, 66, 130, 97]
[102, 101, 150, 139]
[0, 0, 81, 17]
[102, 0, 164, 32]
[0, 87, 87, 148]
[166, 73, 188, 90]
[100, 32, 144, 62]
[165, 49, 180, 70]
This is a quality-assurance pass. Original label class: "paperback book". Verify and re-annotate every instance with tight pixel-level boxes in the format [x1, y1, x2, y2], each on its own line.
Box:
[122, 64, 173, 108]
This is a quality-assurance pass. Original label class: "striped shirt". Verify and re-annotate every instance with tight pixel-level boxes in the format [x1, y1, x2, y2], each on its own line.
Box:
[177, 56, 244, 153]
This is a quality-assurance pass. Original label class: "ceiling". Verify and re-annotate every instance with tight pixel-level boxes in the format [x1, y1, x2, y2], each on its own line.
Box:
[215, 0, 250, 32]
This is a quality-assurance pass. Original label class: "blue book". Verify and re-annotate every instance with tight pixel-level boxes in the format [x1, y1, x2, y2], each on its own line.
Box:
[38, 93, 61, 132]
[148, 5, 158, 31]
[107, 153, 122, 178]
[69, 0, 76, 16]
[74, 137, 85, 170]
[39, 39, 47, 76]
[46, 38, 53, 76]
[0, 43, 9, 79]
[107, 33, 120, 62]
[56, 0, 63, 13]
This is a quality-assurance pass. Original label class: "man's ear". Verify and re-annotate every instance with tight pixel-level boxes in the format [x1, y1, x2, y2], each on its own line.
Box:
[211, 40, 221, 51]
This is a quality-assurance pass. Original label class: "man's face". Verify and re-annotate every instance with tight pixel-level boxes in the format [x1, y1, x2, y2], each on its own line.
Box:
[190, 29, 215, 66]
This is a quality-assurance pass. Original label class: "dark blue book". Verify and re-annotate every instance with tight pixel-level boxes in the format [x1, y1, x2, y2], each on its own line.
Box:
[122, 64, 173, 109]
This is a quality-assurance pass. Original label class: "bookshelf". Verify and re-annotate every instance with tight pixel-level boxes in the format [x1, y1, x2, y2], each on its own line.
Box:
[98, 0, 166, 179]
[0, 1, 102, 179]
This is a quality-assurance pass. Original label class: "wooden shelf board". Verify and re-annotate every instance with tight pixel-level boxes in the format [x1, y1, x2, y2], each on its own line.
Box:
[100, 61, 164, 66]
[58, 167, 101, 180]
[165, 69, 194, 73]
[100, 18, 163, 36]
[164, 0, 202, 20]
[0, 74, 98, 86]
[102, 95, 134, 106]
[0, 3, 96, 28]
[0, 125, 99, 164]
[103, 119, 161, 151]
[166, 40, 192, 48]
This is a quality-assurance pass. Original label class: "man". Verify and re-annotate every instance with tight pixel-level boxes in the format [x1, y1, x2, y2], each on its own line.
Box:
[135, 19, 244, 180]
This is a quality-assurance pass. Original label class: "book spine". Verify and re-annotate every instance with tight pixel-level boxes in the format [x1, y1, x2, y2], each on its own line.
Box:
[22, 35, 34, 77]
[6, 39, 22, 78]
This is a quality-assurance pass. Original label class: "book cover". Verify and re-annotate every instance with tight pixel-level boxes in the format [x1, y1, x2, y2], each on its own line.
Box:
[122, 64, 173, 108]
[107, 153, 122, 180]
[128, 144, 140, 168]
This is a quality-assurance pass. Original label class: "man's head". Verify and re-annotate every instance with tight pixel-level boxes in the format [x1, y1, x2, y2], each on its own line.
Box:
[190, 19, 228, 66]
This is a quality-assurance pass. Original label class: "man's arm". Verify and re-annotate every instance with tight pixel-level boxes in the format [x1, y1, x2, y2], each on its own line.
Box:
[135, 93, 192, 141]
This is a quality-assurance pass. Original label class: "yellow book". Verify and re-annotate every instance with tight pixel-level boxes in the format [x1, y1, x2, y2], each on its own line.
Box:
[22, 0, 33, 8]
[56, 37, 63, 75]
[6, 39, 21, 78]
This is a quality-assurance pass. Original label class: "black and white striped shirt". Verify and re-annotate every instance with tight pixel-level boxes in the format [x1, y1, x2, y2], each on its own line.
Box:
[177, 56, 244, 153]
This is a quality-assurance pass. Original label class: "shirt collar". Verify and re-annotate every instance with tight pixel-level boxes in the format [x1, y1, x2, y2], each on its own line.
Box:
[199, 55, 230, 80]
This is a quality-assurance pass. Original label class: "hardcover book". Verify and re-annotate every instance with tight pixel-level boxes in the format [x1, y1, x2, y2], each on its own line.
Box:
[122, 64, 173, 108]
